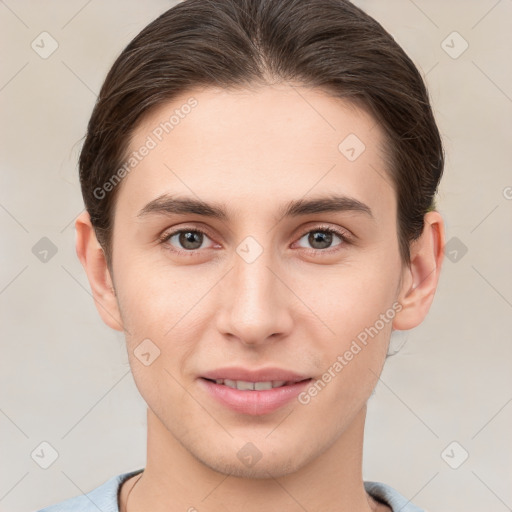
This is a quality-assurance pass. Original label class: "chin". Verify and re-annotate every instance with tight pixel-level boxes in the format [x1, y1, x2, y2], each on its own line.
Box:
[186, 433, 319, 480]
[200, 452, 305, 479]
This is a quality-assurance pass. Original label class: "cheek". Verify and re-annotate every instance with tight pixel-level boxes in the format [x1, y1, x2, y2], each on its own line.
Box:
[114, 263, 210, 393]
[298, 272, 396, 415]
[303, 259, 400, 342]
[295, 263, 400, 412]
[114, 256, 196, 335]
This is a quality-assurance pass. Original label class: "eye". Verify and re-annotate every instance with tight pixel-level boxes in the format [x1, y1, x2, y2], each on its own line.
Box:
[295, 226, 349, 252]
[160, 228, 215, 252]
[159, 225, 352, 256]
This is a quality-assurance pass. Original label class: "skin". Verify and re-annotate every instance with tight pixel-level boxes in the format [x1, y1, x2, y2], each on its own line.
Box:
[75, 83, 444, 512]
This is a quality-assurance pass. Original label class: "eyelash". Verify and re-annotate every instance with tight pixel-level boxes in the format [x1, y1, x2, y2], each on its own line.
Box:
[158, 225, 352, 256]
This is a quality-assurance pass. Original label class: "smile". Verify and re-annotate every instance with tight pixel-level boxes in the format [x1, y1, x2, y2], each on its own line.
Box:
[199, 375, 313, 415]
[204, 378, 306, 390]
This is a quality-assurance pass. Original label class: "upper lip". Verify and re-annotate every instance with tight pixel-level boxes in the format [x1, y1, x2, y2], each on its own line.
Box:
[201, 367, 311, 382]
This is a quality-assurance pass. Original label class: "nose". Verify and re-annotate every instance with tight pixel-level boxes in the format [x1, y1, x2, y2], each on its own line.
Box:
[215, 241, 294, 346]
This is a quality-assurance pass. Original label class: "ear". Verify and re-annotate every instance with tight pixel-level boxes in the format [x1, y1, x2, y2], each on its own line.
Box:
[75, 210, 124, 332]
[393, 210, 445, 330]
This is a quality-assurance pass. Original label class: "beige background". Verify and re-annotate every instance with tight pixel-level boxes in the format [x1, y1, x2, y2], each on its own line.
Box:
[1, 1, 511, 511]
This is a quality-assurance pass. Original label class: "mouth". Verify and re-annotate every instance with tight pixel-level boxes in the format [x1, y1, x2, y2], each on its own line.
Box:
[201, 377, 311, 390]
[198, 369, 313, 415]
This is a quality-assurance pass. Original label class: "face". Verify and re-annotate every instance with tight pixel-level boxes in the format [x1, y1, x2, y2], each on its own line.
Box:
[108, 84, 405, 478]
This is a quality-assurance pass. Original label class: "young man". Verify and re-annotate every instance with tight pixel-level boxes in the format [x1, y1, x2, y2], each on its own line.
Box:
[37, 0, 444, 510]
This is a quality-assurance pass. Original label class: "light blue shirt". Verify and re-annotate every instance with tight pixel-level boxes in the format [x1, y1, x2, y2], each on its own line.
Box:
[36, 468, 425, 511]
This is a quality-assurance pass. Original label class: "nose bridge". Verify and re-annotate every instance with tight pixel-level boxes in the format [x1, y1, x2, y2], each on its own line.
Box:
[217, 236, 292, 343]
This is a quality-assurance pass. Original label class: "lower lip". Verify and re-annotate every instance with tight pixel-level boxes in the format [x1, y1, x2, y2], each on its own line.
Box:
[198, 378, 312, 415]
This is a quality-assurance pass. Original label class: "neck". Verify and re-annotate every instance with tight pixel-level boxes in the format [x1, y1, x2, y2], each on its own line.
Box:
[123, 405, 380, 512]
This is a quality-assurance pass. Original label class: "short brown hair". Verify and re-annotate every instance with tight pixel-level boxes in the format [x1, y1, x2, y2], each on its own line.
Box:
[79, 0, 444, 270]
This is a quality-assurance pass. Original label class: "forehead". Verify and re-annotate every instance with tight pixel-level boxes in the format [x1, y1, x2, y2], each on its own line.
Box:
[116, 84, 394, 224]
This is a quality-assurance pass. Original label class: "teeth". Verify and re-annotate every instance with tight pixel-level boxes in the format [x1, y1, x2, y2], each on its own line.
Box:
[213, 379, 290, 390]
[236, 380, 254, 391]
[254, 381, 272, 390]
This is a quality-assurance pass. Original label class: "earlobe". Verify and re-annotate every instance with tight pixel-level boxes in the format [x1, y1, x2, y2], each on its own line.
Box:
[392, 211, 445, 331]
[75, 210, 125, 332]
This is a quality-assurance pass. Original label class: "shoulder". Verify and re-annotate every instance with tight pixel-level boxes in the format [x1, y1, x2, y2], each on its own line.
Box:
[364, 481, 426, 512]
[35, 469, 144, 512]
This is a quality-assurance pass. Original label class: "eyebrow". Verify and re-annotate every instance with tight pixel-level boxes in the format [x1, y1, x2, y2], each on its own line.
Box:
[137, 193, 374, 221]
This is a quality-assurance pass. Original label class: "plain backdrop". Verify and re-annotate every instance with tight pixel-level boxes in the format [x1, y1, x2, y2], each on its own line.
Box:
[1, 1, 511, 511]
